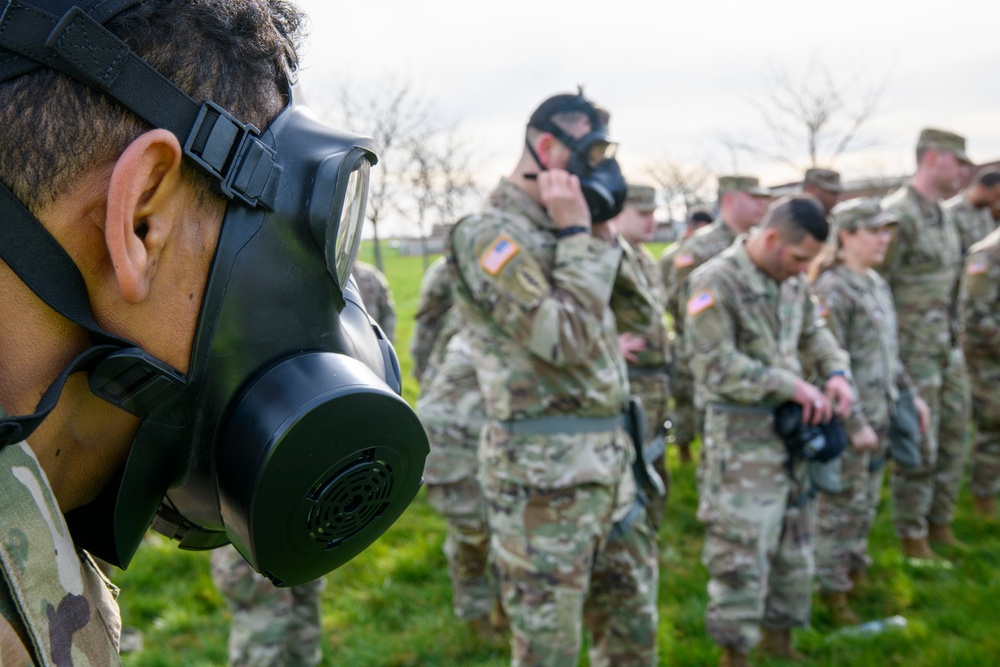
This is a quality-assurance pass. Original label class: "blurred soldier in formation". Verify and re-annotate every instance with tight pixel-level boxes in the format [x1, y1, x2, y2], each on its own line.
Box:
[614, 183, 672, 529]
[659, 176, 770, 464]
[959, 226, 1000, 519]
[801, 168, 843, 216]
[809, 199, 929, 625]
[352, 260, 397, 343]
[413, 259, 505, 642]
[448, 89, 660, 666]
[943, 167, 1000, 257]
[878, 128, 972, 558]
[686, 196, 853, 666]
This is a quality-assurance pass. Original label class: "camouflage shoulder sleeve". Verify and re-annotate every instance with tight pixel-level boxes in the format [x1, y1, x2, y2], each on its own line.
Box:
[410, 258, 454, 382]
[374, 271, 397, 344]
[0, 443, 122, 666]
[797, 281, 850, 378]
[685, 263, 799, 404]
[878, 191, 917, 285]
[810, 273, 849, 348]
[961, 246, 1000, 350]
[449, 213, 623, 367]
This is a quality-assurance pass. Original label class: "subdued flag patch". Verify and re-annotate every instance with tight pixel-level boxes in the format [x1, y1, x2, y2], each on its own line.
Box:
[817, 302, 830, 319]
[687, 289, 716, 316]
[675, 253, 695, 268]
[967, 259, 988, 276]
[480, 235, 520, 275]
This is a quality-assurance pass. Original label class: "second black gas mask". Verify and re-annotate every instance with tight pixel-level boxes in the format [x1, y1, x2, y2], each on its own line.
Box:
[525, 88, 628, 223]
[0, 0, 428, 586]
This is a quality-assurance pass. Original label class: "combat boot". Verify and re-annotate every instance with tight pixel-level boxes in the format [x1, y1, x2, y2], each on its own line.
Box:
[900, 536, 940, 560]
[821, 590, 861, 627]
[928, 523, 967, 550]
[972, 494, 997, 519]
[719, 646, 749, 667]
[678, 442, 693, 465]
[849, 568, 868, 591]
[489, 599, 510, 633]
[758, 628, 804, 662]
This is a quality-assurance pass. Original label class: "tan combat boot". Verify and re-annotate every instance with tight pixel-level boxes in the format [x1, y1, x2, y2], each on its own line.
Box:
[759, 628, 804, 662]
[719, 646, 750, 667]
[972, 494, 997, 519]
[900, 536, 939, 560]
[928, 523, 967, 550]
[821, 590, 861, 626]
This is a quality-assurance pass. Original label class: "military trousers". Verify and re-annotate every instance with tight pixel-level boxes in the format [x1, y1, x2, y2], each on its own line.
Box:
[892, 346, 972, 538]
[670, 360, 700, 447]
[482, 477, 659, 667]
[698, 408, 815, 654]
[967, 358, 1000, 499]
[211, 545, 325, 667]
[631, 374, 672, 532]
[426, 476, 498, 621]
[815, 439, 886, 593]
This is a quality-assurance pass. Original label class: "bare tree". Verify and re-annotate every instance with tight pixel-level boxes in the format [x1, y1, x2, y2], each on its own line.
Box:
[721, 56, 891, 173]
[645, 157, 715, 221]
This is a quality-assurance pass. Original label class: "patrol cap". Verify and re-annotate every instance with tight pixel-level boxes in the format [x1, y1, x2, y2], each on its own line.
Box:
[803, 168, 843, 193]
[917, 128, 972, 165]
[625, 183, 657, 212]
[831, 197, 899, 233]
[718, 175, 770, 198]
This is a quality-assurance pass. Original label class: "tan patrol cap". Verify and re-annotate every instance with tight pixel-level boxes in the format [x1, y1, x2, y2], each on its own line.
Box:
[625, 183, 657, 212]
[803, 168, 843, 193]
[917, 128, 973, 165]
[831, 197, 899, 233]
[718, 175, 770, 198]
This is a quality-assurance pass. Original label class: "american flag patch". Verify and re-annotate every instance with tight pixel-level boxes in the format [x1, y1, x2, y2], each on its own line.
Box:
[675, 253, 695, 268]
[817, 303, 830, 319]
[687, 289, 716, 316]
[967, 260, 988, 276]
[480, 235, 520, 275]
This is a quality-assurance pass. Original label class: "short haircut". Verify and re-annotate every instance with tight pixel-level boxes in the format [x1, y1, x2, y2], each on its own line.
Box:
[0, 0, 305, 213]
[688, 209, 714, 226]
[760, 196, 829, 244]
[975, 168, 1000, 189]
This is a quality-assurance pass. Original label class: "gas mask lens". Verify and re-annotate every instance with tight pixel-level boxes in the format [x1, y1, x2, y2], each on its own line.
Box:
[310, 148, 374, 293]
[586, 140, 617, 168]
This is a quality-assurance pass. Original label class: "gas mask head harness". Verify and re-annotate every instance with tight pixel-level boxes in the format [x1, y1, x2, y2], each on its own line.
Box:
[0, 0, 428, 586]
[524, 87, 628, 223]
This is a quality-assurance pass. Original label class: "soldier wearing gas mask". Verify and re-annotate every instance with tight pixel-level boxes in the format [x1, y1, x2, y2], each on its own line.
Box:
[0, 0, 427, 662]
[448, 89, 660, 666]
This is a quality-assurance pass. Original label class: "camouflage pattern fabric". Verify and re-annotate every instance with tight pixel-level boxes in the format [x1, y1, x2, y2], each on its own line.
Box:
[960, 228, 1000, 499]
[448, 177, 658, 665]
[944, 192, 998, 257]
[659, 220, 736, 446]
[210, 545, 325, 667]
[410, 256, 454, 384]
[811, 265, 908, 592]
[351, 260, 397, 343]
[416, 332, 496, 620]
[879, 185, 971, 538]
[626, 244, 672, 529]
[0, 437, 122, 666]
[685, 237, 848, 652]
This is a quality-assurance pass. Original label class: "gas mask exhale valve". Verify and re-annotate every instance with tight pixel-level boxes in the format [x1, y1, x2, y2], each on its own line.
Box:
[0, 0, 428, 587]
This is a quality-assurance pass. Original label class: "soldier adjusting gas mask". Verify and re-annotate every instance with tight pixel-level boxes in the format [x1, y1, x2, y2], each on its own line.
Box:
[525, 88, 628, 223]
[0, 0, 428, 586]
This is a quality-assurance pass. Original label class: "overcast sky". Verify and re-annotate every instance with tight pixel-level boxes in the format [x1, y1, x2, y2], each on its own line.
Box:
[292, 0, 998, 232]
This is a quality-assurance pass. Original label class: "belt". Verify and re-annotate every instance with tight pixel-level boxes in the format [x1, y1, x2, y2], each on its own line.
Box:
[706, 402, 775, 416]
[627, 365, 669, 379]
[498, 414, 623, 435]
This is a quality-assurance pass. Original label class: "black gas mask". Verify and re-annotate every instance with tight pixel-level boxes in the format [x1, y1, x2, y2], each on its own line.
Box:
[524, 88, 628, 223]
[0, 0, 428, 586]
[773, 402, 848, 464]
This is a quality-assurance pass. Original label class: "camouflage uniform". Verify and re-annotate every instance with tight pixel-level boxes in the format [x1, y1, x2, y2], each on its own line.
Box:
[351, 260, 397, 343]
[627, 243, 672, 529]
[416, 329, 497, 622]
[448, 177, 659, 666]
[659, 220, 736, 451]
[0, 406, 122, 666]
[410, 256, 454, 384]
[944, 192, 997, 257]
[211, 545, 325, 667]
[879, 184, 971, 539]
[685, 236, 849, 653]
[959, 227, 1000, 501]
[812, 261, 912, 592]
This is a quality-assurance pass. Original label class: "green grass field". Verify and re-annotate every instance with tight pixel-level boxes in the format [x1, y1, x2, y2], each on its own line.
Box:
[117, 242, 1000, 666]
